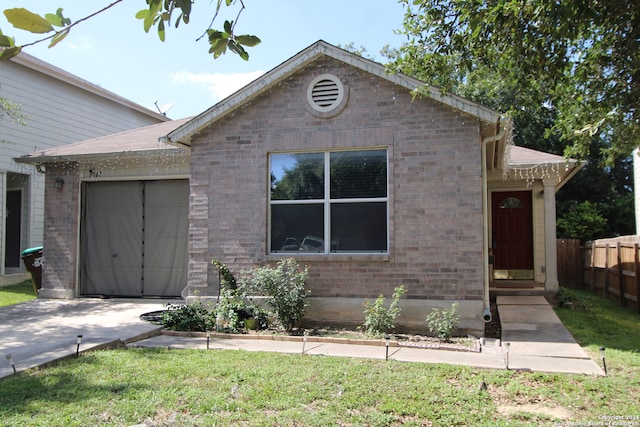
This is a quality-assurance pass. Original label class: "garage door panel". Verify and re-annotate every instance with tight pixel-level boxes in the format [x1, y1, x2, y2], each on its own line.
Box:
[82, 182, 143, 296]
[143, 180, 188, 296]
[82, 180, 188, 297]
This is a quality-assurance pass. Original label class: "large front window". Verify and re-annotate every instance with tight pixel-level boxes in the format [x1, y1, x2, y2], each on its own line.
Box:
[270, 149, 388, 254]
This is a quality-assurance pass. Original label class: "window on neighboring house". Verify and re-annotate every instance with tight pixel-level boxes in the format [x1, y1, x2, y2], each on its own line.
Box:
[270, 149, 388, 254]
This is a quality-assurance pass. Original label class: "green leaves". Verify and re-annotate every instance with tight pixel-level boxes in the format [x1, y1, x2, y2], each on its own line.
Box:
[0, 1, 262, 63]
[137, 1, 261, 61]
[4, 8, 54, 34]
[206, 21, 261, 61]
[0, 29, 20, 60]
[395, 0, 640, 164]
[1, 7, 72, 58]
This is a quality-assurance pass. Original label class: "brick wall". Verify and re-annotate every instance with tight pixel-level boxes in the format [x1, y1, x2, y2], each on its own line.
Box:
[41, 162, 79, 296]
[189, 57, 484, 302]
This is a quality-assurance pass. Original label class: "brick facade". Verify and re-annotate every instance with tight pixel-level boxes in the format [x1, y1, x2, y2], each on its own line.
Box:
[189, 57, 484, 303]
[40, 162, 80, 298]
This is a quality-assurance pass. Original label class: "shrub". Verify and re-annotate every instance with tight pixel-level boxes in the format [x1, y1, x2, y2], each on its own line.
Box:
[362, 285, 406, 337]
[240, 258, 310, 332]
[212, 258, 237, 290]
[162, 300, 215, 332]
[557, 287, 589, 311]
[213, 287, 245, 333]
[426, 302, 460, 342]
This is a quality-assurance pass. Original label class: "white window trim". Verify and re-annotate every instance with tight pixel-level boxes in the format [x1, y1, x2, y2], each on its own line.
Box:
[268, 149, 389, 256]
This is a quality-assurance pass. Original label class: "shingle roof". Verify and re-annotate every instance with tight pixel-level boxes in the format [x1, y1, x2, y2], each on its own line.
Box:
[15, 117, 191, 164]
[508, 146, 570, 166]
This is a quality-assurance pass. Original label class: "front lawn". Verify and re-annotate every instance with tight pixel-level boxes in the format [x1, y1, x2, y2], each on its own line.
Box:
[0, 287, 637, 426]
[0, 280, 36, 307]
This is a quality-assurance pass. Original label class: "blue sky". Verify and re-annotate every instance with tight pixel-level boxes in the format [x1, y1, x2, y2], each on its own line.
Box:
[1, 1, 408, 119]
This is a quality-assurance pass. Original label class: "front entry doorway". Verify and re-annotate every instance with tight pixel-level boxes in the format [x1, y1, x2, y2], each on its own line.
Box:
[491, 191, 534, 280]
[5, 189, 22, 269]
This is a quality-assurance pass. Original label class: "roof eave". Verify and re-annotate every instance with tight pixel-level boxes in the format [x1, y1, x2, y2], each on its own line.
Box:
[506, 158, 584, 191]
[10, 52, 169, 123]
[14, 148, 187, 165]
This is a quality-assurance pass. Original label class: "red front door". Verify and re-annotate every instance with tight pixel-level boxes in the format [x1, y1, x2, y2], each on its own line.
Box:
[491, 191, 534, 279]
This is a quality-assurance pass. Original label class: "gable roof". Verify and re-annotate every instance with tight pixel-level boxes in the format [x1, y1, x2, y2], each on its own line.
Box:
[162, 40, 504, 147]
[15, 118, 190, 164]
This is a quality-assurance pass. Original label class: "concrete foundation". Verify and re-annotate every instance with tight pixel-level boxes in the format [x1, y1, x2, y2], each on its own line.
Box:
[38, 288, 75, 299]
[0, 273, 30, 287]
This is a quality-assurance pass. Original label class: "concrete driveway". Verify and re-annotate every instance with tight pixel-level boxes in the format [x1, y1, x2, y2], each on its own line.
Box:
[0, 298, 167, 379]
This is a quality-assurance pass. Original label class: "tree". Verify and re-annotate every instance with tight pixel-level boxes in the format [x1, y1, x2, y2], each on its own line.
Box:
[388, 0, 637, 239]
[0, 0, 260, 61]
[394, 0, 640, 165]
[556, 201, 607, 241]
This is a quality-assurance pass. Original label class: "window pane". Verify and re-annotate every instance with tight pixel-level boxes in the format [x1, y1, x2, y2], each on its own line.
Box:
[331, 202, 387, 252]
[271, 153, 324, 200]
[330, 150, 387, 199]
[271, 204, 324, 252]
[499, 197, 523, 209]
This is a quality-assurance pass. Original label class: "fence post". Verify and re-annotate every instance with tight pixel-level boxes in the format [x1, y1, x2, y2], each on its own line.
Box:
[590, 242, 596, 292]
[618, 242, 626, 307]
[604, 244, 610, 298]
[635, 243, 640, 314]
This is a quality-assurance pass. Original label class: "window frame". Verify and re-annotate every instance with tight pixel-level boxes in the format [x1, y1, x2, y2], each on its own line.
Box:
[268, 148, 389, 256]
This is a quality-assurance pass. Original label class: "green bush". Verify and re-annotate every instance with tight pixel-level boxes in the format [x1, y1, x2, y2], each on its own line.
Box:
[362, 285, 406, 337]
[162, 300, 215, 332]
[212, 258, 237, 290]
[426, 302, 460, 342]
[211, 259, 270, 333]
[213, 287, 245, 333]
[240, 258, 309, 332]
[557, 287, 589, 311]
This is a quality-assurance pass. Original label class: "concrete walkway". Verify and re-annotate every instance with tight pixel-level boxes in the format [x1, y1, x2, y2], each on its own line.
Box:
[497, 295, 602, 375]
[0, 296, 604, 380]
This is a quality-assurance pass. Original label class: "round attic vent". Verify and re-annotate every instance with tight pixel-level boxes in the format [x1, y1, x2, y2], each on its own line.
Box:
[306, 74, 347, 116]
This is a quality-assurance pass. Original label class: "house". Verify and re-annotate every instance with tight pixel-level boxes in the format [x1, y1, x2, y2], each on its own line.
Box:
[0, 52, 169, 284]
[16, 41, 581, 335]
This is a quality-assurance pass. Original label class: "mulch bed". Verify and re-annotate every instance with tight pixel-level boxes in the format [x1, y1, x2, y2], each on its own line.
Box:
[483, 302, 501, 339]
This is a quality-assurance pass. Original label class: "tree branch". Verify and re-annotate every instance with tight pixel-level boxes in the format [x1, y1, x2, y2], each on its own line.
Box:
[18, 0, 124, 49]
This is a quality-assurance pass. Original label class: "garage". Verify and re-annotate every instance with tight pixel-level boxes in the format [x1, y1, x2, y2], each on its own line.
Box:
[80, 179, 188, 297]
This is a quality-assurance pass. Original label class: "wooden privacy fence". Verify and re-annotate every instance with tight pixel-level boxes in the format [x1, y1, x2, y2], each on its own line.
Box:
[581, 237, 640, 313]
[557, 239, 582, 289]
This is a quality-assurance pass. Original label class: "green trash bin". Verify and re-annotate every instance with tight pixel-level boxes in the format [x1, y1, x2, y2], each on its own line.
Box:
[21, 246, 43, 296]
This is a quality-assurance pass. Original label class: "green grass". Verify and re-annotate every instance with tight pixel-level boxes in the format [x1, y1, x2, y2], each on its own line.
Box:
[0, 280, 36, 307]
[554, 287, 640, 371]
[0, 287, 638, 426]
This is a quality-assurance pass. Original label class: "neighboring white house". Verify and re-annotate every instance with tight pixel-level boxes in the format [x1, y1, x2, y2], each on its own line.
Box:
[0, 52, 169, 284]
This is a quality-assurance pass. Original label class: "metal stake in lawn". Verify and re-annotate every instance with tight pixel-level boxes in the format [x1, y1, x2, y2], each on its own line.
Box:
[385, 335, 390, 361]
[302, 330, 308, 355]
[600, 347, 607, 376]
[5, 354, 16, 374]
[206, 329, 210, 350]
[76, 335, 83, 357]
[505, 342, 511, 370]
